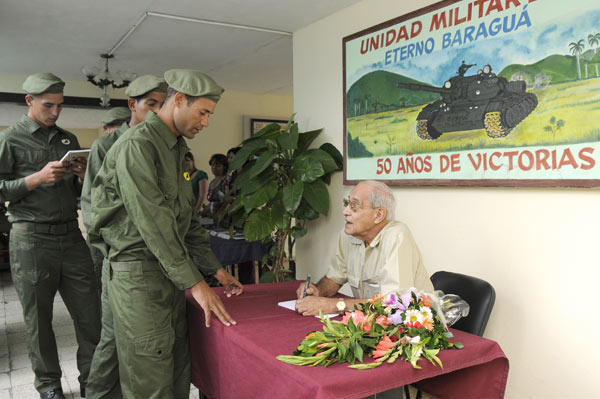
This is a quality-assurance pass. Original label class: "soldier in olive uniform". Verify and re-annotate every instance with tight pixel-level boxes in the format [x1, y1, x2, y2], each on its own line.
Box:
[89, 70, 242, 399]
[0, 73, 101, 399]
[100, 107, 131, 135]
[81, 75, 167, 399]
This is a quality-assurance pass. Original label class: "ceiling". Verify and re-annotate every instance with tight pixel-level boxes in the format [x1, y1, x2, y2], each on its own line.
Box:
[0, 0, 361, 96]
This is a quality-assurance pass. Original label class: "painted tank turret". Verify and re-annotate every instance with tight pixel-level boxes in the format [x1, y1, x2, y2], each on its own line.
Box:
[396, 63, 538, 140]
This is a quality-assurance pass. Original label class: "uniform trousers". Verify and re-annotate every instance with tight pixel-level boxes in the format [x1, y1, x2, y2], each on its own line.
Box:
[9, 227, 101, 393]
[86, 259, 121, 399]
[86, 236, 104, 295]
[108, 260, 191, 399]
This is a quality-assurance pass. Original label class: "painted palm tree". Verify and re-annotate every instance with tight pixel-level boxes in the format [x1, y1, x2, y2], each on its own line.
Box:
[569, 39, 585, 80]
[588, 33, 600, 53]
[588, 33, 600, 77]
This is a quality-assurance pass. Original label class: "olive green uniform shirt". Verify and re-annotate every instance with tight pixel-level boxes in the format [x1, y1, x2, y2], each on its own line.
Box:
[0, 115, 82, 223]
[81, 122, 129, 232]
[89, 111, 221, 290]
[327, 221, 434, 298]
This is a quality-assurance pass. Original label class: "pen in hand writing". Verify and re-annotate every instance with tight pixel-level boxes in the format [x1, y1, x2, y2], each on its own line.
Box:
[303, 275, 311, 298]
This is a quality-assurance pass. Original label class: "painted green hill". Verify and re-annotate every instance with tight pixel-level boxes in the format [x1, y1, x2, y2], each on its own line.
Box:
[346, 70, 439, 118]
[498, 53, 600, 84]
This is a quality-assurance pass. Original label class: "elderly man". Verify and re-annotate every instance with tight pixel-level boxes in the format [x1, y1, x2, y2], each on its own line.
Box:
[0, 73, 100, 399]
[89, 69, 242, 399]
[82, 75, 167, 399]
[296, 180, 433, 316]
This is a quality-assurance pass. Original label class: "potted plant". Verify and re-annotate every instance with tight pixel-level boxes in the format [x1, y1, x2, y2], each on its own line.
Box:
[226, 114, 343, 282]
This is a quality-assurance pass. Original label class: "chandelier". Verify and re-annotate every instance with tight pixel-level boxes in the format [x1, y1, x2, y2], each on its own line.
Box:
[82, 54, 137, 108]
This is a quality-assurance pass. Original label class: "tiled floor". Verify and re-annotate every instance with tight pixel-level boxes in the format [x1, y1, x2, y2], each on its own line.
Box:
[0, 270, 200, 399]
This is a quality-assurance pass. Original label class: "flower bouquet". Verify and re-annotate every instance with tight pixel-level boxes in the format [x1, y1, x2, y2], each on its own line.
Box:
[277, 289, 463, 370]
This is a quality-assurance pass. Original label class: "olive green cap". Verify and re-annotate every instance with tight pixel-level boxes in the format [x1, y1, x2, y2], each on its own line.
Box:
[101, 107, 131, 125]
[22, 73, 65, 95]
[164, 69, 224, 103]
[125, 74, 168, 97]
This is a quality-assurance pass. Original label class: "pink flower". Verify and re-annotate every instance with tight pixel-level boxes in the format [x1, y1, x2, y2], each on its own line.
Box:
[375, 315, 391, 327]
[352, 310, 367, 325]
[372, 335, 394, 359]
[341, 312, 353, 326]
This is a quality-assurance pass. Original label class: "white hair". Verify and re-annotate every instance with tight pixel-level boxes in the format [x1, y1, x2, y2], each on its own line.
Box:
[362, 180, 395, 221]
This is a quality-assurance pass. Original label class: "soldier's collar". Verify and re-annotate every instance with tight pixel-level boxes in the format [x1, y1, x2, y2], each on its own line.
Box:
[20, 114, 60, 135]
[146, 111, 178, 149]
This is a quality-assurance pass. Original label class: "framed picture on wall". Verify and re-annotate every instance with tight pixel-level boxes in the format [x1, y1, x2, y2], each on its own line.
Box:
[250, 118, 288, 136]
[343, 0, 600, 188]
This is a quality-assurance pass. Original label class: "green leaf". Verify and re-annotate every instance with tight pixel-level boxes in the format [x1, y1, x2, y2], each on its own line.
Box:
[270, 196, 290, 230]
[306, 149, 339, 174]
[282, 181, 304, 214]
[253, 122, 283, 138]
[249, 151, 275, 177]
[230, 138, 267, 170]
[292, 155, 325, 183]
[228, 196, 243, 214]
[297, 129, 322, 151]
[259, 270, 275, 283]
[243, 208, 274, 241]
[277, 123, 299, 150]
[290, 226, 307, 238]
[294, 199, 320, 220]
[353, 342, 364, 362]
[303, 179, 330, 216]
[454, 342, 464, 349]
[319, 143, 343, 169]
[243, 181, 278, 212]
[230, 208, 248, 228]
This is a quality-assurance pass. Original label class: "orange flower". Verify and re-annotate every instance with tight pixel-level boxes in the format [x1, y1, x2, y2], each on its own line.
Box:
[372, 335, 394, 358]
[375, 315, 391, 327]
[422, 318, 434, 331]
[420, 294, 433, 307]
[306, 332, 315, 338]
[368, 293, 384, 304]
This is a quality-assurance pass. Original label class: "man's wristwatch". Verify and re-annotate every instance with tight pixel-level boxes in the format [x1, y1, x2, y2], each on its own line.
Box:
[336, 298, 346, 314]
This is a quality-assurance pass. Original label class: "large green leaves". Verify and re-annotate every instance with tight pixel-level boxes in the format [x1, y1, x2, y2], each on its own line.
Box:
[282, 181, 304, 214]
[319, 143, 343, 169]
[304, 149, 338, 174]
[230, 138, 267, 170]
[277, 122, 299, 150]
[297, 129, 322, 151]
[303, 179, 329, 216]
[248, 151, 275, 177]
[243, 180, 278, 212]
[292, 155, 324, 183]
[244, 208, 274, 241]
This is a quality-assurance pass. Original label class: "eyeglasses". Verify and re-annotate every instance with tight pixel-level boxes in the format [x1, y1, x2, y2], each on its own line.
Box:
[342, 197, 375, 212]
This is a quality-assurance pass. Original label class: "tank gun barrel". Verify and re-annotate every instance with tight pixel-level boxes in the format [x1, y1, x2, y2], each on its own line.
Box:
[396, 82, 448, 94]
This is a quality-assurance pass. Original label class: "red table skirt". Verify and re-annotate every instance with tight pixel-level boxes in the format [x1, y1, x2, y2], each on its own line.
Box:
[186, 281, 508, 399]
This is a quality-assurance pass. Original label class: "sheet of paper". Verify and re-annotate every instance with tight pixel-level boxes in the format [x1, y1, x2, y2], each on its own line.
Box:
[60, 149, 91, 163]
[278, 299, 339, 319]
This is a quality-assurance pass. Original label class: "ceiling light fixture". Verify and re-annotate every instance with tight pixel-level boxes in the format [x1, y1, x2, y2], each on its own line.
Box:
[82, 54, 136, 108]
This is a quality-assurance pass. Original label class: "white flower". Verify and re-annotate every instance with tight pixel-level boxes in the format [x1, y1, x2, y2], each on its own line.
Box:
[404, 309, 423, 325]
[419, 306, 433, 321]
[407, 335, 421, 345]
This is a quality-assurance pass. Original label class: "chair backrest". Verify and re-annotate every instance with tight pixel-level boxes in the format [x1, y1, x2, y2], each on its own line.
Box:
[431, 271, 495, 337]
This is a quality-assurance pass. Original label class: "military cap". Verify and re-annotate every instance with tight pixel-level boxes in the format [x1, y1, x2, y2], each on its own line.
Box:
[164, 69, 224, 103]
[125, 75, 168, 97]
[22, 73, 65, 95]
[101, 107, 131, 125]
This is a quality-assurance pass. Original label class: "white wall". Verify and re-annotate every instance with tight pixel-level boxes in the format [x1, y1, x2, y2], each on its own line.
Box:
[292, 1, 600, 398]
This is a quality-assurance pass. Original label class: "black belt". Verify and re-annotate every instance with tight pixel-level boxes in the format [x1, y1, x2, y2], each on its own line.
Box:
[12, 221, 79, 235]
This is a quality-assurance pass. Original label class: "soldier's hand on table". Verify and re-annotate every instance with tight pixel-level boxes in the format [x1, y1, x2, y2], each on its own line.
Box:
[190, 280, 237, 328]
[69, 158, 87, 180]
[296, 296, 332, 317]
[214, 267, 244, 297]
[296, 282, 319, 299]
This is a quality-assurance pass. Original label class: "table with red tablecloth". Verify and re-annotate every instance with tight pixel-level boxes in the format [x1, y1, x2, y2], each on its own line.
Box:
[186, 281, 508, 399]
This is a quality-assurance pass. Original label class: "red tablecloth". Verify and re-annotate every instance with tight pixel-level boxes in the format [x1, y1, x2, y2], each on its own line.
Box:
[186, 281, 508, 399]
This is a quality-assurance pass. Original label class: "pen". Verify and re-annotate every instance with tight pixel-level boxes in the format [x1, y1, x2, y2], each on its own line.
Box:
[303, 275, 311, 298]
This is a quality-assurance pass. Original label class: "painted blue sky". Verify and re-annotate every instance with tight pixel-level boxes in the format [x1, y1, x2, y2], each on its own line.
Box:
[347, 6, 600, 89]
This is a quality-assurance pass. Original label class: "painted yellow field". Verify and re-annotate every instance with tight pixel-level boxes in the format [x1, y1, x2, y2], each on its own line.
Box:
[347, 77, 600, 156]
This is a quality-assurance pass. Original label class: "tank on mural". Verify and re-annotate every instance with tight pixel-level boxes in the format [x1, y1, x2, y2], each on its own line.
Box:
[396, 63, 538, 140]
